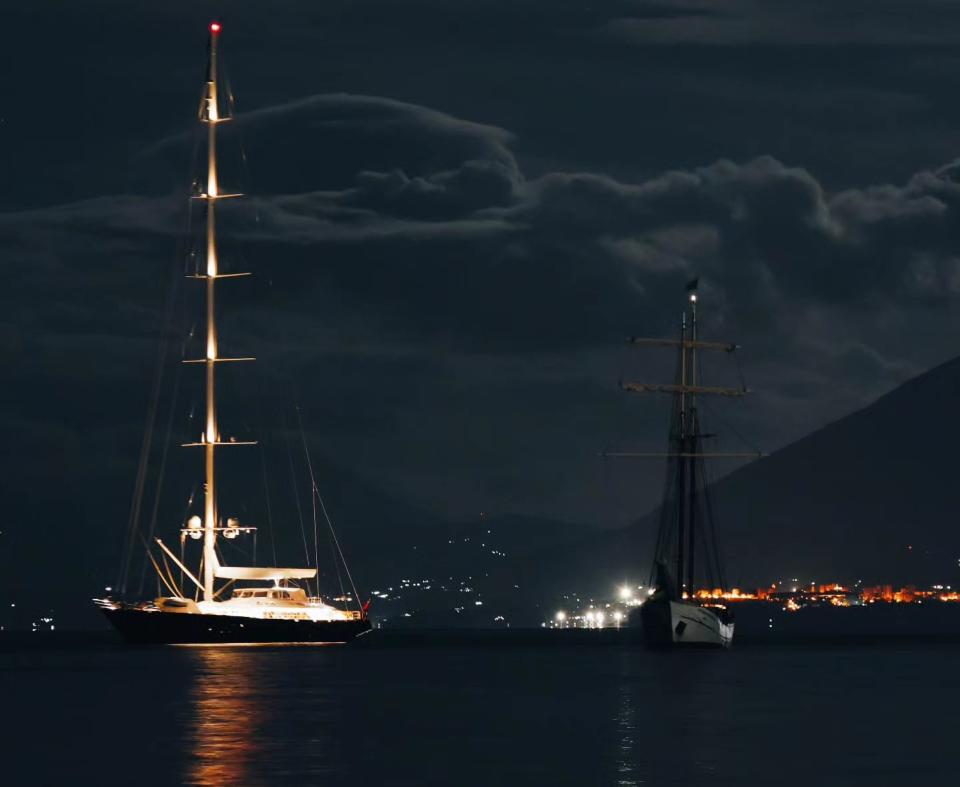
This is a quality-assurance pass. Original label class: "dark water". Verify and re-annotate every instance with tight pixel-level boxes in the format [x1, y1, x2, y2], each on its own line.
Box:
[4, 634, 956, 786]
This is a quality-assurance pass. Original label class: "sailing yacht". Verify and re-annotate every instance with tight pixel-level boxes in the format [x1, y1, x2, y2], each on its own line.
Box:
[617, 281, 755, 647]
[95, 24, 370, 644]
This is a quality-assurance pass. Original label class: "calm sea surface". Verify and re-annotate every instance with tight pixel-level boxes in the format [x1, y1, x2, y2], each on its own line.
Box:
[3, 634, 956, 786]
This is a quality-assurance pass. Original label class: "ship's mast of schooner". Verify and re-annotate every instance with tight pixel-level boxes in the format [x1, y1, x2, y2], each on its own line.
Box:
[614, 283, 758, 598]
[202, 22, 221, 604]
[193, 22, 252, 602]
[164, 24, 324, 604]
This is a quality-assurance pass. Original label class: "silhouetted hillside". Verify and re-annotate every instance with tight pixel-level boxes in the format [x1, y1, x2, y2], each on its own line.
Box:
[709, 355, 960, 584]
[540, 356, 960, 592]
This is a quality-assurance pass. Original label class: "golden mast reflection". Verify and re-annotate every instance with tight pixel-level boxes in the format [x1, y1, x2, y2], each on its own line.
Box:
[186, 648, 264, 786]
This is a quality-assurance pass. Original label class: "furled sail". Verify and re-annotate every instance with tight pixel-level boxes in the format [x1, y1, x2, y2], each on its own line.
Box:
[214, 566, 317, 581]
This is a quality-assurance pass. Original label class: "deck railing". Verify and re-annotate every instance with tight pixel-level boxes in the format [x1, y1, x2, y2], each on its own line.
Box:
[305, 599, 365, 619]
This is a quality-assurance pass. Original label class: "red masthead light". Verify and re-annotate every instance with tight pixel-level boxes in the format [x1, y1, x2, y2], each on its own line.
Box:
[210, 22, 222, 33]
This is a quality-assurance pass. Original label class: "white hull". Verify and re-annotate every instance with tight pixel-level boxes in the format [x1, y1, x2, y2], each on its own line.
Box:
[639, 596, 734, 648]
[669, 600, 734, 646]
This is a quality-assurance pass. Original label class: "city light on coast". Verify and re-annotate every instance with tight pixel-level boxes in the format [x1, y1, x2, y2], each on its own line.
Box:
[544, 579, 960, 629]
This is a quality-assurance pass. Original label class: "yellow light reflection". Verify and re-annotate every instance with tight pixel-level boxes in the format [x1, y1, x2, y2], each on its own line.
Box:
[186, 648, 262, 786]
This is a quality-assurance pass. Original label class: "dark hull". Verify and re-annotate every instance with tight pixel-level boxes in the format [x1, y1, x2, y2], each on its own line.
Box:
[636, 595, 673, 645]
[101, 606, 371, 645]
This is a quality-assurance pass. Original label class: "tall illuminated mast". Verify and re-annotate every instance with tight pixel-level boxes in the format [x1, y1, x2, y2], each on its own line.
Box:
[190, 22, 258, 600]
[201, 22, 223, 602]
[179, 24, 285, 601]
[96, 22, 370, 644]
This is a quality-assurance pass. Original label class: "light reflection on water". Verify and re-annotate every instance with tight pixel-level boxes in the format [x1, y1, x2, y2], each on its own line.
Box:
[615, 668, 639, 787]
[6, 640, 960, 786]
[186, 648, 264, 786]
[183, 647, 342, 787]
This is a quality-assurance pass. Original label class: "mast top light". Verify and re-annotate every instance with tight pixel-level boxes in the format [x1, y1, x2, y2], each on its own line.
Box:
[210, 22, 222, 33]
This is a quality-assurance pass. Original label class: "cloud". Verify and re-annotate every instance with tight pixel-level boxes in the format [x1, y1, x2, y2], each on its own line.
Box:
[11, 94, 960, 367]
[9, 91, 960, 548]
[604, 0, 960, 47]
[145, 93, 520, 199]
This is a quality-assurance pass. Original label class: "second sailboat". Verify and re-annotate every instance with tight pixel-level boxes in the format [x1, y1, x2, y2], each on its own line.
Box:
[619, 281, 756, 647]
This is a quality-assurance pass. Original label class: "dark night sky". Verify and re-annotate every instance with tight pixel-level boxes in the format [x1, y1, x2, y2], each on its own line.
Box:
[6, 0, 960, 612]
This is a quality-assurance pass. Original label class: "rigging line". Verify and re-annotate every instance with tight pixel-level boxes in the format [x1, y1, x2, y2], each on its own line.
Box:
[212, 579, 236, 600]
[195, 552, 203, 602]
[282, 407, 314, 595]
[118, 243, 190, 594]
[180, 486, 199, 529]
[127, 122, 202, 597]
[650, 329, 685, 585]
[138, 531, 182, 598]
[135, 335, 186, 597]
[734, 348, 749, 395]
[700, 393, 763, 455]
[700, 457, 726, 590]
[117, 381, 158, 595]
[691, 455, 714, 590]
[214, 543, 228, 583]
[232, 109, 276, 571]
[310, 447, 324, 589]
[157, 484, 198, 596]
[117, 79, 203, 596]
[117, 254, 183, 595]
[251, 351, 279, 567]
[651, 469, 677, 584]
[275, 321, 322, 598]
[297, 407, 361, 611]
[295, 405, 343, 602]
[312, 465, 344, 604]
[118, 400, 157, 593]
[706, 451, 726, 588]
[139, 533, 183, 598]
[158, 550, 184, 599]
[318, 483, 360, 611]
[697, 343, 762, 456]
[297, 407, 346, 606]
[694, 341, 727, 589]
[229, 70, 261, 229]
[258, 415, 279, 568]
[146, 549, 180, 599]
[219, 534, 256, 564]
